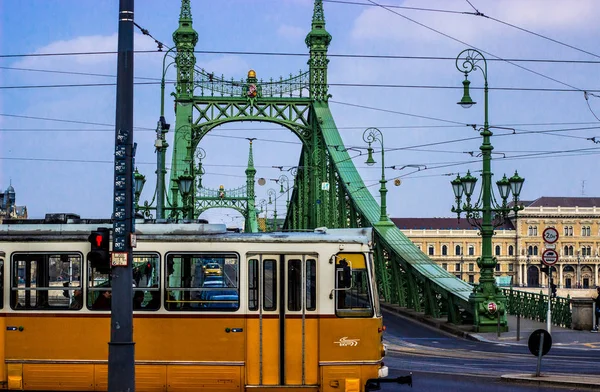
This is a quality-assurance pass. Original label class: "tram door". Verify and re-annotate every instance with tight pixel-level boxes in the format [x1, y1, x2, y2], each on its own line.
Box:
[246, 254, 318, 387]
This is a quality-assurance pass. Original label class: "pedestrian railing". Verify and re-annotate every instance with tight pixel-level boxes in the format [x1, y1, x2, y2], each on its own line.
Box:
[502, 288, 572, 328]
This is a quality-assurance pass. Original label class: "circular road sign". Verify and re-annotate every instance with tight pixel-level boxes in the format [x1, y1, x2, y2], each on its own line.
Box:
[528, 329, 552, 357]
[542, 227, 559, 244]
[541, 249, 559, 266]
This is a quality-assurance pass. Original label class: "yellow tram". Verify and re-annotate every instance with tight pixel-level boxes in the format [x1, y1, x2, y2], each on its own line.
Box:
[0, 215, 387, 391]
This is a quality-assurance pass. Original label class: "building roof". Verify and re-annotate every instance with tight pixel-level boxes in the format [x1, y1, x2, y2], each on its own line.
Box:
[523, 197, 600, 208]
[391, 217, 514, 230]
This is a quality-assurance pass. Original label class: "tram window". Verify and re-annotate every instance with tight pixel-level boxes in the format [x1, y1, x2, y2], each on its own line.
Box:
[335, 253, 373, 318]
[132, 254, 160, 311]
[165, 253, 239, 311]
[0, 258, 4, 309]
[263, 259, 277, 311]
[10, 253, 82, 310]
[287, 259, 317, 312]
[288, 260, 302, 311]
[248, 259, 258, 311]
[87, 252, 112, 310]
[306, 259, 316, 311]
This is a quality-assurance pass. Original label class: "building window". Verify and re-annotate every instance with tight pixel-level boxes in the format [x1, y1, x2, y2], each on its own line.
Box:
[442, 263, 447, 271]
[533, 226, 538, 236]
[582, 246, 592, 257]
[468, 275, 474, 284]
[569, 246, 574, 256]
[508, 245, 514, 256]
[528, 246, 533, 256]
[582, 226, 591, 236]
[469, 263, 474, 272]
[569, 226, 573, 236]
[468, 246, 474, 256]
[508, 264, 514, 272]
[455, 245, 461, 256]
[563, 245, 568, 256]
[528, 226, 533, 236]
[442, 245, 448, 256]
[455, 263, 461, 272]
[495, 245, 501, 256]
[533, 246, 538, 256]
[495, 264, 501, 272]
[564, 226, 569, 236]
[428, 245, 434, 256]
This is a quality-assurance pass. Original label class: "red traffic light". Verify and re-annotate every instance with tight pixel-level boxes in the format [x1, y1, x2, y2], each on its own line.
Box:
[95, 234, 104, 248]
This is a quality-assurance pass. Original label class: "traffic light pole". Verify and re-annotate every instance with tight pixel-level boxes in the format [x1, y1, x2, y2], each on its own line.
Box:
[109, 0, 135, 391]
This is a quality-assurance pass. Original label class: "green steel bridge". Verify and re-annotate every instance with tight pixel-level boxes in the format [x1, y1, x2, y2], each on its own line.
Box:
[137, 0, 522, 330]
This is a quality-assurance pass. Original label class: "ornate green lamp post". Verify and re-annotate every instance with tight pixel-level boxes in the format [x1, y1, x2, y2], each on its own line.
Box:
[176, 169, 194, 221]
[363, 127, 394, 227]
[133, 168, 146, 214]
[195, 147, 206, 189]
[267, 188, 277, 231]
[452, 49, 525, 332]
[277, 174, 291, 209]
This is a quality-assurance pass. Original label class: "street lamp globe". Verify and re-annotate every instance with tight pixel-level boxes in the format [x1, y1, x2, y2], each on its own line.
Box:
[460, 171, 477, 198]
[458, 75, 476, 108]
[451, 174, 464, 199]
[509, 171, 525, 198]
[133, 168, 146, 197]
[177, 170, 193, 197]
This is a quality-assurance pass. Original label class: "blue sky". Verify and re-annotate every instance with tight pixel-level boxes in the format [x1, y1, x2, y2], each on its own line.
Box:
[1, 0, 600, 227]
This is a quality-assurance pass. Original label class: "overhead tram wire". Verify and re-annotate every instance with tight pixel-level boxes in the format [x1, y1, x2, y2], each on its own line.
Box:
[3, 80, 600, 93]
[364, 0, 585, 93]
[2, 49, 600, 64]
[323, 0, 469, 14]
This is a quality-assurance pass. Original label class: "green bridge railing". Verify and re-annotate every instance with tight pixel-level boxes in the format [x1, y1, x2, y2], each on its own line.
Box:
[503, 288, 572, 328]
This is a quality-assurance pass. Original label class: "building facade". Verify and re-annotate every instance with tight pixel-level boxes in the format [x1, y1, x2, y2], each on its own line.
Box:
[394, 197, 600, 289]
[0, 184, 27, 222]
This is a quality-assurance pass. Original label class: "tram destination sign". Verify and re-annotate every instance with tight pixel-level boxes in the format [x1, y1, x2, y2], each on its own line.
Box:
[541, 248, 559, 266]
[542, 227, 559, 244]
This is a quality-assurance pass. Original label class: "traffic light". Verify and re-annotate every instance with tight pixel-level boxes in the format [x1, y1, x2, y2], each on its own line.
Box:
[88, 228, 111, 273]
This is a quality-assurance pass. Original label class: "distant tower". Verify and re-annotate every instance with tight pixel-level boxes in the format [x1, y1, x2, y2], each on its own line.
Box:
[245, 139, 258, 232]
[7, 183, 16, 207]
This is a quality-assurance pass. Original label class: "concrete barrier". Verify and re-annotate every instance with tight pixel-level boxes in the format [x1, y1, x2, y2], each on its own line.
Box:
[570, 297, 594, 330]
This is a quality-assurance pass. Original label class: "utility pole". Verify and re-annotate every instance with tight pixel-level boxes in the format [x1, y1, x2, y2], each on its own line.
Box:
[109, 0, 135, 390]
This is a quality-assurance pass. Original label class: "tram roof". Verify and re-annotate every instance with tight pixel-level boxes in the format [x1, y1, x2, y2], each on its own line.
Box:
[0, 216, 372, 244]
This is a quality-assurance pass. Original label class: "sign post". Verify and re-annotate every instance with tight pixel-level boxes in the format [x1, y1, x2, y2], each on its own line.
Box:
[528, 329, 552, 377]
[542, 228, 559, 333]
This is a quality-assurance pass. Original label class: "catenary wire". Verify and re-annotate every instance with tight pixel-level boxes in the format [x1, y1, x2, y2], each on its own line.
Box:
[364, 0, 584, 93]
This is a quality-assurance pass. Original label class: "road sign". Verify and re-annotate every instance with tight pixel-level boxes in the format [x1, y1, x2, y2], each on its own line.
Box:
[541, 249, 559, 266]
[111, 252, 128, 267]
[528, 329, 552, 356]
[542, 227, 559, 244]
